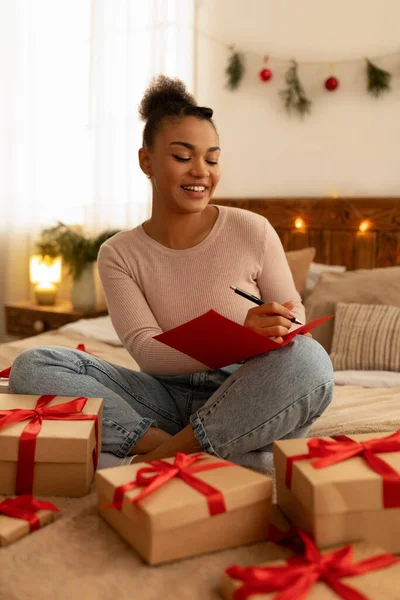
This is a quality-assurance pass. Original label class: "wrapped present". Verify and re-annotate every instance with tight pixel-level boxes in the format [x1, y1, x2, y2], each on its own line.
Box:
[220, 529, 400, 599]
[274, 431, 400, 552]
[96, 452, 272, 565]
[0, 393, 103, 497]
[0, 494, 59, 547]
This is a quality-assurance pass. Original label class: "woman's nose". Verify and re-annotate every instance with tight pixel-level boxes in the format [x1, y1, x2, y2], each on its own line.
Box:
[189, 159, 209, 177]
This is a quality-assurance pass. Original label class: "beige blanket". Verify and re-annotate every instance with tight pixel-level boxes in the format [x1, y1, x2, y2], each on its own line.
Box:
[0, 331, 399, 599]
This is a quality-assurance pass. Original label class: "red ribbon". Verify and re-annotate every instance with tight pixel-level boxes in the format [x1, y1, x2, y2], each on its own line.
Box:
[226, 529, 399, 600]
[109, 452, 234, 516]
[285, 431, 400, 508]
[0, 395, 99, 494]
[0, 494, 59, 532]
[0, 366, 11, 378]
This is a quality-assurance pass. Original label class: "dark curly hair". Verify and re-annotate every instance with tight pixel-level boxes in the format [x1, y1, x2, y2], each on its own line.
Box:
[139, 75, 216, 149]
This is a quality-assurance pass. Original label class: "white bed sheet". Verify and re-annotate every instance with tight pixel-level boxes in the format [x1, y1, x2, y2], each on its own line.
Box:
[334, 370, 400, 388]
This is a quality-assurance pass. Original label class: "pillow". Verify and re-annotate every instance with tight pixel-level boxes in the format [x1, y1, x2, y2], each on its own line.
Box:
[304, 266, 400, 353]
[285, 247, 316, 295]
[331, 302, 400, 371]
[304, 262, 347, 299]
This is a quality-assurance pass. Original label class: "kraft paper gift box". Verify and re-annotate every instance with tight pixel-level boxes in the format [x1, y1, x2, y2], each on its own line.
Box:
[220, 537, 400, 599]
[96, 452, 273, 565]
[0, 495, 60, 547]
[0, 393, 103, 497]
[274, 431, 400, 553]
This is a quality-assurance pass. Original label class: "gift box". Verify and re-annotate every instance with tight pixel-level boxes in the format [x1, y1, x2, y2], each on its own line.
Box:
[0, 494, 59, 547]
[96, 452, 273, 565]
[0, 393, 103, 497]
[220, 535, 400, 599]
[274, 431, 400, 552]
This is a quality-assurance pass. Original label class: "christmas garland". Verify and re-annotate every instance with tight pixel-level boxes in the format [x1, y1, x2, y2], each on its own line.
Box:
[222, 43, 398, 117]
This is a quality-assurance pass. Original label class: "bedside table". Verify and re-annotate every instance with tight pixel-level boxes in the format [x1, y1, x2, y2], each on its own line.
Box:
[5, 301, 108, 339]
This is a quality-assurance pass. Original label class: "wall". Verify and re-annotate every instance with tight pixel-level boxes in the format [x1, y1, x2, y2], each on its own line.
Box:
[195, 0, 400, 198]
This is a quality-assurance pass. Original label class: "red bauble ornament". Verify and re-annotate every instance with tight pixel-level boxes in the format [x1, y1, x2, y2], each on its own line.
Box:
[259, 68, 272, 82]
[325, 76, 339, 91]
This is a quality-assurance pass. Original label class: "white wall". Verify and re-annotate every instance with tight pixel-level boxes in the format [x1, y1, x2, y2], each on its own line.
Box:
[195, 0, 400, 198]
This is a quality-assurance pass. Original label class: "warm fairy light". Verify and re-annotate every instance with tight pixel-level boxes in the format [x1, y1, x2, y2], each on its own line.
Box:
[359, 220, 370, 233]
[294, 217, 305, 229]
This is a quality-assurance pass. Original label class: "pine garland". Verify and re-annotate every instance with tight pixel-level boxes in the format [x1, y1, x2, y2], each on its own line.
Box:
[279, 60, 312, 116]
[225, 50, 245, 90]
[366, 59, 391, 97]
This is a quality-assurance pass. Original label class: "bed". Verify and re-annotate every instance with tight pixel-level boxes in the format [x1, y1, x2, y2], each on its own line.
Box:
[2, 196, 399, 436]
[0, 197, 400, 600]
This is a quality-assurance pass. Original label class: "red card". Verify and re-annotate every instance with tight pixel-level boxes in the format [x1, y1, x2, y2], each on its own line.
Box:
[154, 310, 333, 369]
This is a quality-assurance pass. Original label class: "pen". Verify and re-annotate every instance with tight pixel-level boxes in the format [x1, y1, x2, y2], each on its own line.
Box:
[229, 285, 303, 325]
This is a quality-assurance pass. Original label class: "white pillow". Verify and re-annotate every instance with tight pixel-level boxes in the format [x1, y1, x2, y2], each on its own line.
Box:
[305, 262, 347, 297]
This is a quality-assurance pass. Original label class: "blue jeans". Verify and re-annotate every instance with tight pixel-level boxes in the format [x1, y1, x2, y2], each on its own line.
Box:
[9, 336, 334, 471]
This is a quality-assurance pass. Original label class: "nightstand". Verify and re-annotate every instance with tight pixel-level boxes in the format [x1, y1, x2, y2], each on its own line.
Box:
[5, 301, 108, 339]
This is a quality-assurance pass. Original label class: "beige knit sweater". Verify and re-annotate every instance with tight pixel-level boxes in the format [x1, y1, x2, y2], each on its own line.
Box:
[98, 205, 304, 376]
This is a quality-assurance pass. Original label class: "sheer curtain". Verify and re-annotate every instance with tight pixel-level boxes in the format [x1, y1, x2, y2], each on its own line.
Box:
[0, 0, 194, 340]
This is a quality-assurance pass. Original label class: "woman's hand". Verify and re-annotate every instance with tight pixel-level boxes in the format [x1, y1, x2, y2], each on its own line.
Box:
[244, 300, 297, 344]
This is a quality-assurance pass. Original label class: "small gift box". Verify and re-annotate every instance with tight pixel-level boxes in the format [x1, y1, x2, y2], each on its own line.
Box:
[220, 530, 400, 599]
[0, 393, 103, 497]
[0, 494, 59, 547]
[274, 431, 400, 552]
[96, 452, 273, 565]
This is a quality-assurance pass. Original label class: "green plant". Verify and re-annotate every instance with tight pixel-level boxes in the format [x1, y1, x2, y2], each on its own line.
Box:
[35, 222, 120, 281]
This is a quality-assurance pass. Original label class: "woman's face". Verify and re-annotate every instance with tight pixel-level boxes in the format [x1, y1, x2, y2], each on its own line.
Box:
[141, 116, 220, 215]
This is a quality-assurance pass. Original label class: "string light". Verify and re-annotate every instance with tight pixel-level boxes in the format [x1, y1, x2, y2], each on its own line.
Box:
[359, 220, 370, 233]
[294, 217, 305, 230]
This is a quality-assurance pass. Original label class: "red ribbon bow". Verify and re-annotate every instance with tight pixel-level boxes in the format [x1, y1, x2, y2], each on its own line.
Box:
[285, 431, 400, 508]
[110, 452, 234, 516]
[0, 394, 99, 495]
[0, 494, 59, 532]
[226, 529, 399, 600]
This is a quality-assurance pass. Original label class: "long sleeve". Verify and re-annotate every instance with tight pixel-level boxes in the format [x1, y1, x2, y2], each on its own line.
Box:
[98, 243, 210, 375]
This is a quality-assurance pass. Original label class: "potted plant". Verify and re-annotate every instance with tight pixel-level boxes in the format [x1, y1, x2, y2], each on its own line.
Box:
[35, 222, 120, 311]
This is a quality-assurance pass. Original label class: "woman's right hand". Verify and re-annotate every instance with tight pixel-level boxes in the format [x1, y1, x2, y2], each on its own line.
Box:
[243, 300, 296, 344]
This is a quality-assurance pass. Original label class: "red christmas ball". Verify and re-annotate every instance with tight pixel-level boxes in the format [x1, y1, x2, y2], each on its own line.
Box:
[325, 76, 339, 91]
[259, 68, 272, 82]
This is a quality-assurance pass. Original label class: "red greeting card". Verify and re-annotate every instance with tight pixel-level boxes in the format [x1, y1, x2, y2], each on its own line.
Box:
[154, 310, 333, 369]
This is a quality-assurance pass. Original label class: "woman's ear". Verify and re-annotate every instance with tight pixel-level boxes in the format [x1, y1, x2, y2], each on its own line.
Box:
[138, 147, 152, 179]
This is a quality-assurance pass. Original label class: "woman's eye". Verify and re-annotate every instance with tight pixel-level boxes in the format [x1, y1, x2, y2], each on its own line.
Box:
[173, 155, 190, 162]
[206, 160, 218, 165]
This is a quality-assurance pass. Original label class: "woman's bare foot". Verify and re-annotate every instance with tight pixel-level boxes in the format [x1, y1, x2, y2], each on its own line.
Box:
[128, 427, 173, 455]
[130, 424, 202, 463]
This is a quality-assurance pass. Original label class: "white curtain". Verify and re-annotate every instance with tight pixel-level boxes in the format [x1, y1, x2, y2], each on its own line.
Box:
[0, 0, 194, 340]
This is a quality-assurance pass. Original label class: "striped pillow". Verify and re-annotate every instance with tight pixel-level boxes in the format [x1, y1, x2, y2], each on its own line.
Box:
[330, 302, 400, 371]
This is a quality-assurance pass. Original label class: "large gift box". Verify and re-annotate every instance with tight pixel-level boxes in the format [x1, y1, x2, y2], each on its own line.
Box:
[274, 431, 400, 552]
[220, 533, 400, 599]
[96, 452, 273, 565]
[0, 494, 59, 546]
[0, 393, 103, 497]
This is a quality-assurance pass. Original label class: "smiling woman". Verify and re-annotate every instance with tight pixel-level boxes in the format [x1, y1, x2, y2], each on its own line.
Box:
[9, 75, 334, 473]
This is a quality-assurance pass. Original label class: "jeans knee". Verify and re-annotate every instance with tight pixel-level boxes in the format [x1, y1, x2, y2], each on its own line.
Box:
[9, 347, 55, 393]
[293, 336, 334, 386]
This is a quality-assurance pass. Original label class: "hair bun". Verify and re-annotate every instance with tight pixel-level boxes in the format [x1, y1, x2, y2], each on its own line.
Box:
[139, 75, 196, 121]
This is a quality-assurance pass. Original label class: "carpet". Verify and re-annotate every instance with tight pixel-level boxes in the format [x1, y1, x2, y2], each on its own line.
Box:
[0, 491, 292, 600]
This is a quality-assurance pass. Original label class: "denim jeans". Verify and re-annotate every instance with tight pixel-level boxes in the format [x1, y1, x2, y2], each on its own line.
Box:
[9, 336, 334, 471]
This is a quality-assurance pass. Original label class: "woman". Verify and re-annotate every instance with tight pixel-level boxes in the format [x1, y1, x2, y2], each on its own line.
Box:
[9, 75, 334, 471]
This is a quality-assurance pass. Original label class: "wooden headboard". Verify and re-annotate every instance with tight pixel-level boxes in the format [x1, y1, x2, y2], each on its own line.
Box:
[213, 197, 400, 270]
